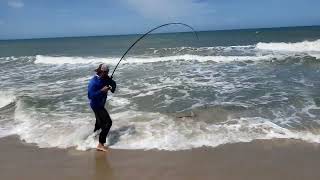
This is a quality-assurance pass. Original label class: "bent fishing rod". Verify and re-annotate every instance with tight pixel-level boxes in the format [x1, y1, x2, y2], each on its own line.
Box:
[110, 23, 199, 78]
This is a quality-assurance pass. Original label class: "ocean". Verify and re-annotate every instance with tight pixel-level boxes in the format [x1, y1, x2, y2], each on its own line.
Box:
[1, 26, 320, 150]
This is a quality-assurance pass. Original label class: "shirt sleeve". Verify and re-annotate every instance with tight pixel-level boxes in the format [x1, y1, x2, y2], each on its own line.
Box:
[88, 79, 103, 99]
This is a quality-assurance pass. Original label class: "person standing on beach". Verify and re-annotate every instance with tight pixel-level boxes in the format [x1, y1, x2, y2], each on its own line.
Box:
[88, 63, 116, 152]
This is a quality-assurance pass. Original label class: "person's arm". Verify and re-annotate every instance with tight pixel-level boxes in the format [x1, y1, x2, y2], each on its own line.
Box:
[109, 79, 116, 93]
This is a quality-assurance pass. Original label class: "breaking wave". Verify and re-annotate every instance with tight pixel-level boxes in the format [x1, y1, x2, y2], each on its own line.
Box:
[256, 39, 320, 52]
[0, 92, 15, 110]
[3, 99, 320, 151]
[34, 54, 280, 65]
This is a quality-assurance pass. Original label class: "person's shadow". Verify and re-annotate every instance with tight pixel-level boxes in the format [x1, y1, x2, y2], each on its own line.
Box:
[108, 125, 136, 146]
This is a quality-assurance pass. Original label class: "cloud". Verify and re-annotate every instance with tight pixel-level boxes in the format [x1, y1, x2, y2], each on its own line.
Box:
[8, 0, 24, 8]
[121, 0, 214, 20]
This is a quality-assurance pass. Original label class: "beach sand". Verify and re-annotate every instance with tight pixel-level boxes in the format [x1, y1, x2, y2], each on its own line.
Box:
[1, 136, 320, 180]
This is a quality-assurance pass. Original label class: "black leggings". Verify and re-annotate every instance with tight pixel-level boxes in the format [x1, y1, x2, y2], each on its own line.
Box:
[93, 108, 112, 144]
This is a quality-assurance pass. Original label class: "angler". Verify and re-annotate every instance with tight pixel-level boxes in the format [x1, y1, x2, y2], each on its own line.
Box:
[88, 23, 197, 152]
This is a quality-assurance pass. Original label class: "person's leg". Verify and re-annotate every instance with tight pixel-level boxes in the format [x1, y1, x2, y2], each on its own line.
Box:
[93, 108, 108, 152]
[93, 109, 101, 132]
[98, 108, 113, 145]
[94, 108, 112, 152]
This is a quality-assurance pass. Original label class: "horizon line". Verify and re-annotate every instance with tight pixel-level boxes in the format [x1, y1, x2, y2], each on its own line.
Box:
[1, 24, 320, 41]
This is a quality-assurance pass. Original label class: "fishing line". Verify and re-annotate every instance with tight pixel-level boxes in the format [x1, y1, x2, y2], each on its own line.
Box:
[111, 22, 199, 78]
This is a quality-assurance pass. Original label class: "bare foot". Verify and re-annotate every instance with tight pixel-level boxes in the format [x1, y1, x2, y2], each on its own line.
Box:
[96, 143, 108, 152]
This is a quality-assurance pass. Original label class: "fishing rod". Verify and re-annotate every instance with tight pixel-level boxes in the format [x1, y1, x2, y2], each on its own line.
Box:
[110, 22, 199, 78]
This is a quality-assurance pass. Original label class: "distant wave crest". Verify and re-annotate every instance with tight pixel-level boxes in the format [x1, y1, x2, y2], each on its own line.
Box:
[34, 54, 280, 65]
[3, 39, 320, 66]
[256, 39, 320, 52]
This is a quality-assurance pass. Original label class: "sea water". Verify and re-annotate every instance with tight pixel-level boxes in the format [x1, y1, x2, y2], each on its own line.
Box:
[1, 26, 320, 150]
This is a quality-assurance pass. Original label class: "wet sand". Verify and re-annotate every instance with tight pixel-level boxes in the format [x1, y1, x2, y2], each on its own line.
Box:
[1, 136, 320, 180]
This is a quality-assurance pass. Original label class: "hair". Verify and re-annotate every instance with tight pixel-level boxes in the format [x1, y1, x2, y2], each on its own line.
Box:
[95, 64, 109, 76]
[95, 64, 103, 75]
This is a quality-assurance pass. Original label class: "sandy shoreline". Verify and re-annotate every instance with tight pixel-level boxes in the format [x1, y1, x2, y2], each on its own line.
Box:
[1, 136, 320, 180]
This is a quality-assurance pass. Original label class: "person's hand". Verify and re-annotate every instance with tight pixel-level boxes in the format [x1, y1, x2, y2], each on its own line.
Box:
[101, 85, 111, 93]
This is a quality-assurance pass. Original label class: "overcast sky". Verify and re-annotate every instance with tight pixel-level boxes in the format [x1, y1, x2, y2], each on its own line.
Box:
[1, 0, 320, 39]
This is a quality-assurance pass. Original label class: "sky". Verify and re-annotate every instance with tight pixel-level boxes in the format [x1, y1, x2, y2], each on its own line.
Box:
[0, 0, 320, 39]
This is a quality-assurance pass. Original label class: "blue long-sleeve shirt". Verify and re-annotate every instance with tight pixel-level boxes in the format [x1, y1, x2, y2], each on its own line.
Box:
[87, 75, 108, 109]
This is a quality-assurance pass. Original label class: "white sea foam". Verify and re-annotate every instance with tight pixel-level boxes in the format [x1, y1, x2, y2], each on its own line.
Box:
[256, 39, 320, 52]
[309, 53, 320, 59]
[0, 92, 16, 138]
[34, 55, 119, 65]
[109, 97, 131, 107]
[0, 128, 14, 138]
[12, 101, 95, 149]
[133, 91, 156, 97]
[34, 54, 281, 65]
[0, 92, 15, 109]
[7, 101, 320, 151]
